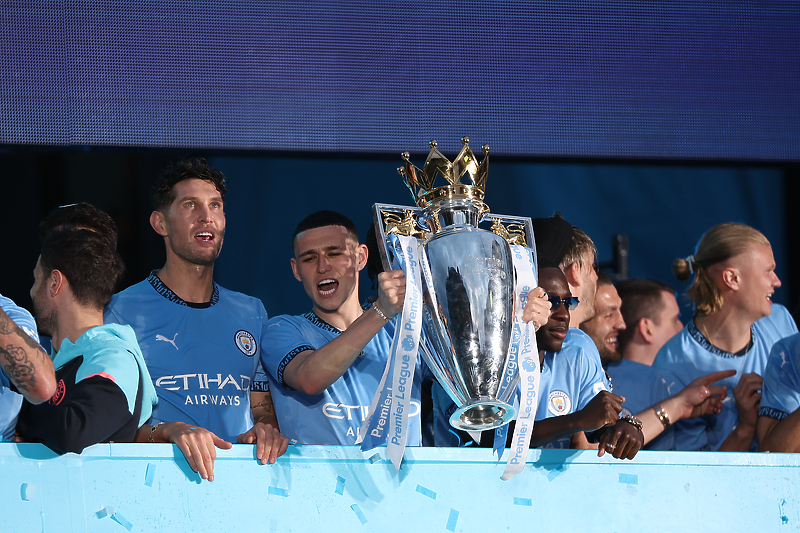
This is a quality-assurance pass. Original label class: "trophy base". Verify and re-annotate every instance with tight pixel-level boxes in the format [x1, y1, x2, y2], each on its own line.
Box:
[449, 397, 517, 432]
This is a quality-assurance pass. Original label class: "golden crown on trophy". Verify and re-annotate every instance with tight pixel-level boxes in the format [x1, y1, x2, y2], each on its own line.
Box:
[397, 137, 489, 208]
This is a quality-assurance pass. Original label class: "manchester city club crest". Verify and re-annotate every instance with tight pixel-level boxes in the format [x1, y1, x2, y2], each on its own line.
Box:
[548, 390, 571, 416]
[235, 330, 257, 356]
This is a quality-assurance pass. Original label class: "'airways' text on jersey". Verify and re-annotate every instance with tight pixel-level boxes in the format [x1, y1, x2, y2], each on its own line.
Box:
[155, 373, 252, 393]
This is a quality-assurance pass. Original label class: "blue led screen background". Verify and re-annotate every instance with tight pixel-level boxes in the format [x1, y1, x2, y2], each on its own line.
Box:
[2, 1, 799, 160]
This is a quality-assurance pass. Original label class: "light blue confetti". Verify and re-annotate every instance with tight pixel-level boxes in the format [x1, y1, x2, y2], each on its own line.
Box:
[446, 509, 459, 532]
[618, 473, 638, 485]
[415, 484, 437, 500]
[20, 483, 34, 501]
[351, 504, 368, 525]
[369, 453, 381, 464]
[144, 463, 156, 487]
[111, 512, 133, 531]
[96, 506, 115, 519]
[335, 476, 346, 495]
[268, 486, 289, 497]
[546, 464, 566, 481]
[513, 497, 532, 506]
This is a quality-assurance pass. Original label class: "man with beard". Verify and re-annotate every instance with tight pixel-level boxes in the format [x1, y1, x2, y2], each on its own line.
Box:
[13, 228, 156, 453]
[105, 159, 288, 481]
[0, 202, 120, 442]
[580, 273, 626, 369]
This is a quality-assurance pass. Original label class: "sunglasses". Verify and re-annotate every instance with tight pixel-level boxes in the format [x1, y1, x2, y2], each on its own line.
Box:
[547, 295, 580, 311]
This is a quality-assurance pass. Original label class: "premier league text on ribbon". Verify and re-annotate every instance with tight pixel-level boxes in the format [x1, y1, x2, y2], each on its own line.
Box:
[391, 245, 420, 445]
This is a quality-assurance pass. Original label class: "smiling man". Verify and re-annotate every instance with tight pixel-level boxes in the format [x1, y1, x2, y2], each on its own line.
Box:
[105, 159, 288, 481]
[580, 273, 626, 367]
[261, 210, 422, 445]
[654, 223, 797, 451]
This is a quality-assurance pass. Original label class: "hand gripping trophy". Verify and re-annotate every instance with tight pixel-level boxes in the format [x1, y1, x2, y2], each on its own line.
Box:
[373, 137, 538, 432]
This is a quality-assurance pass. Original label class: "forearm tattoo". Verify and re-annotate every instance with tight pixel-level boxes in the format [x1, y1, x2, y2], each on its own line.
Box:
[0, 311, 42, 394]
[0, 344, 37, 394]
[252, 392, 279, 426]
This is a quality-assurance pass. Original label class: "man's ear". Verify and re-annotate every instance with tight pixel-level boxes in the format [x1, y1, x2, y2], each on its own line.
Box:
[290, 258, 302, 282]
[356, 243, 368, 272]
[563, 262, 582, 292]
[722, 267, 740, 291]
[149, 210, 168, 237]
[49, 269, 66, 298]
[638, 317, 655, 343]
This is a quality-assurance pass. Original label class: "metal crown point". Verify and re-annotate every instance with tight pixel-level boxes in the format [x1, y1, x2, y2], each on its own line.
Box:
[461, 136, 470, 145]
[429, 140, 438, 148]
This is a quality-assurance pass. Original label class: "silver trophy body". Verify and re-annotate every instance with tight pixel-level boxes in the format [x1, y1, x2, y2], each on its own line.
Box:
[419, 202, 517, 430]
[374, 138, 535, 431]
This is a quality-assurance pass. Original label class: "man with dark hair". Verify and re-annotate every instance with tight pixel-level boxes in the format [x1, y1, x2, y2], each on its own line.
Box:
[261, 210, 418, 444]
[1, 202, 121, 442]
[616, 278, 683, 361]
[39, 202, 119, 249]
[105, 158, 287, 482]
[608, 278, 683, 416]
[13, 228, 156, 454]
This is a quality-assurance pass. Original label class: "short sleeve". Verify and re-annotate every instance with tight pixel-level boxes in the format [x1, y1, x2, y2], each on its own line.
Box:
[261, 316, 316, 388]
[759, 334, 800, 420]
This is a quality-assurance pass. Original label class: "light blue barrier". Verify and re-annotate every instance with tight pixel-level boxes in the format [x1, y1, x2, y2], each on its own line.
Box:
[2, 443, 799, 532]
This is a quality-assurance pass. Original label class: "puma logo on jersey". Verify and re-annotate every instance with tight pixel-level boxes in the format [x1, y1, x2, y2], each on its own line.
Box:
[156, 333, 179, 350]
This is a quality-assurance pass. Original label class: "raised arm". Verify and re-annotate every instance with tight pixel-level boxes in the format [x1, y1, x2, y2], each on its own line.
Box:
[283, 270, 405, 395]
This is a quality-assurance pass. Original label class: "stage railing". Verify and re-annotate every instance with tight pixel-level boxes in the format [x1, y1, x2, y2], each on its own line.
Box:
[3, 443, 799, 532]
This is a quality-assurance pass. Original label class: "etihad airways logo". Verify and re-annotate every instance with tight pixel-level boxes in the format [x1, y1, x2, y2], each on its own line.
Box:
[155, 373, 252, 392]
[322, 401, 421, 421]
[155, 373, 252, 407]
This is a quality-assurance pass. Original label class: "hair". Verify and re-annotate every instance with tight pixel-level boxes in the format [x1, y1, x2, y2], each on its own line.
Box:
[616, 278, 675, 350]
[559, 223, 597, 274]
[39, 202, 119, 250]
[673, 222, 770, 315]
[151, 158, 228, 211]
[39, 228, 125, 310]
[292, 210, 359, 246]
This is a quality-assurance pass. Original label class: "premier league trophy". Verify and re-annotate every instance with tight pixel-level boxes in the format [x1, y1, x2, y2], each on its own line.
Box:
[374, 138, 536, 431]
